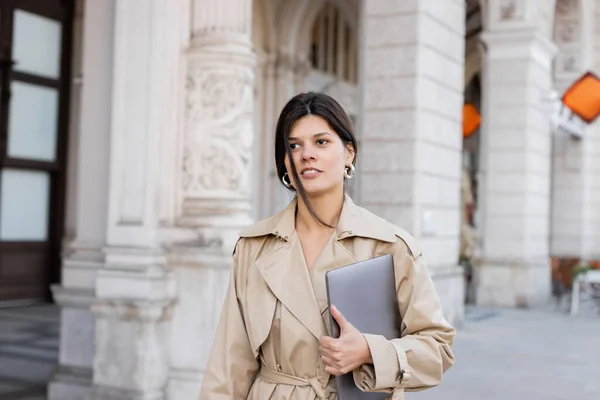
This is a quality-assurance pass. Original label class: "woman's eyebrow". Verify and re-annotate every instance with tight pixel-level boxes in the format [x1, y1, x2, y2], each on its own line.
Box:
[288, 132, 332, 141]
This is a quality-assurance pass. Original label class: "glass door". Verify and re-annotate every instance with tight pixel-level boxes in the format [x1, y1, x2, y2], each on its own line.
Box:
[0, 0, 73, 302]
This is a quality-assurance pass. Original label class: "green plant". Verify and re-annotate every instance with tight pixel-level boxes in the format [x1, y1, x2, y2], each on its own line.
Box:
[572, 264, 594, 280]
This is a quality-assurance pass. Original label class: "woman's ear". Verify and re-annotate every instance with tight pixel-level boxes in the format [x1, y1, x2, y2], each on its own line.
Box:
[345, 143, 356, 165]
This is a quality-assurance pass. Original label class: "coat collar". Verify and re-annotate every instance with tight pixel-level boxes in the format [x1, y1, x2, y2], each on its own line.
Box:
[239, 195, 402, 343]
[238, 195, 397, 243]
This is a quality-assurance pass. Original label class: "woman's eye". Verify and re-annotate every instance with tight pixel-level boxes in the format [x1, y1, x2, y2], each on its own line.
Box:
[317, 139, 328, 145]
[289, 143, 300, 150]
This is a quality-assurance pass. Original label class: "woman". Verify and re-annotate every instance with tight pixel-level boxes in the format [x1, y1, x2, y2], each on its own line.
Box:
[200, 92, 455, 399]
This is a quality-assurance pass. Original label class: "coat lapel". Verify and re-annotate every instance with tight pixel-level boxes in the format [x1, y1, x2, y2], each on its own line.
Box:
[310, 238, 359, 314]
[254, 233, 327, 341]
[243, 194, 401, 342]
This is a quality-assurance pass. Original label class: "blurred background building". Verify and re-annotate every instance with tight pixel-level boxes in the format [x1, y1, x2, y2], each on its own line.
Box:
[0, 0, 599, 399]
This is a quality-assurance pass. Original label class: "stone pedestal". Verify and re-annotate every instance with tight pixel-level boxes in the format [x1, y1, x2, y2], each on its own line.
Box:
[49, 286, 95, 400]
[91, 263, 175, 400]
[165, 249, 232, 400]
[359, 0, 466, 326]
[476, 23, 557, 307]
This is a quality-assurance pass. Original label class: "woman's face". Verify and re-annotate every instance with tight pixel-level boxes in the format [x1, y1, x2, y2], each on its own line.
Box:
[284, 115, 355, 197]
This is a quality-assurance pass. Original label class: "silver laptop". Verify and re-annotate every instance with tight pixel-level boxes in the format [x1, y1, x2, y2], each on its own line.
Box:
[325, 254, 401, 400]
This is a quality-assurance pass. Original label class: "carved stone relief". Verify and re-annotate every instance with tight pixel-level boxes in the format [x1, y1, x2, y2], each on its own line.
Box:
[555, 0, 578, 17]
[183, 67, 253, 196]
[555, 21, 578, 43]
[499, 0, 523, 20]
[275, 51, 312, 78]
[192, 0, 251, 36]
[553, 0, 581, 74]
[295, 56, 313, 79]
[275, 52, 295, 72]
[557, 50, 581, 73]
[198, 141, 244, 191]
[186, 68, 253, 122]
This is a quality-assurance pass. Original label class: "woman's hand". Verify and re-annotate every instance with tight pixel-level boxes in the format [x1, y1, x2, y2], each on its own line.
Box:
[319, 305, 373, 376]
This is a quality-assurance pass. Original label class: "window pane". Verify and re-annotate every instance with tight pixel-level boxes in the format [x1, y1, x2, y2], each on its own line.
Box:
[13, 9, 62, 79]
[0, 169, 50, 241]
[7, 81, 59, 162]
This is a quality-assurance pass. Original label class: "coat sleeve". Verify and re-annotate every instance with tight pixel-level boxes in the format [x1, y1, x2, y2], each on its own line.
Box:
[199, 242, 260, 399]
[353, 240, 456, 394]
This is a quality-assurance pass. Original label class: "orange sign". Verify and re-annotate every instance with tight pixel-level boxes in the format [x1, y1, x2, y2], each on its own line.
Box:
[562, 71, 600, 124]
[463, 103, 481, 138]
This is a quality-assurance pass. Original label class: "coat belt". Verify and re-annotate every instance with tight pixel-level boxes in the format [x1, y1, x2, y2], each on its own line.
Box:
[259, 365, 336, 399]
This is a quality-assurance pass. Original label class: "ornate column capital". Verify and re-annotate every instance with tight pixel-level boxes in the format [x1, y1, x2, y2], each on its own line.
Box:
[191, 0, 252, 40]
[480, 28, 557, 68]
[179, 0, 256, 253]
[273, 50, 313, 81]
[485, 0, 556, 38]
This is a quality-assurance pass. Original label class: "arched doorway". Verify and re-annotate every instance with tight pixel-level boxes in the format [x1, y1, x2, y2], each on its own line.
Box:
[251, 0, 360, 219]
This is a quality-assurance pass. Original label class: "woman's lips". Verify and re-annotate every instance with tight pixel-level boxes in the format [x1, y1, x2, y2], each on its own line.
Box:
[300, 168, 322, 179]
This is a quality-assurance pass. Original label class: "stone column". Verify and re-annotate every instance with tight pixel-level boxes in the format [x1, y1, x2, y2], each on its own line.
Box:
[89, 0, 184, 399]
[255, 52, 293, 220]
[177, 1, 255, 250]
[359, 0, 466, 326]
[49, 1, 113, 399]
[476, 2, 557, 307]
[267, 51, 309, 214]
[592, 2, 600, 259]
[550, 0, 596, 262]
[166, 1, 256, 398]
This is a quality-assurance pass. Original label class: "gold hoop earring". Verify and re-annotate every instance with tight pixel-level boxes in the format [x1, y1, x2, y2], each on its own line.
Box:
[344, 164, 355, 180]
[282, 172, 293, 188]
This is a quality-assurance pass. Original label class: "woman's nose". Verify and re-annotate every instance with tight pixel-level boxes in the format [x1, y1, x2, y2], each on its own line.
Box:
[301, 144, 317, 161]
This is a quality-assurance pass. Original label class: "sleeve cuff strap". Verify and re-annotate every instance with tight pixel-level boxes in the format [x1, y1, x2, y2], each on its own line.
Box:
[363, 334, 401, 390]
[390, 341, 411, 388]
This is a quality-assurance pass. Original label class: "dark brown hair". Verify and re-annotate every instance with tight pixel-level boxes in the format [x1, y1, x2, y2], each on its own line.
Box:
[274, 92, 358, 227]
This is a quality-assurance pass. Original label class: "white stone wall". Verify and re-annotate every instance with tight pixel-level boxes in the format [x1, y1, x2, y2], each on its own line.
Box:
[49, 0, 114, 398]
[550, 0, 597, 260]
[475, 0, 557, 308]
[590, 1, 600, 260]
[89, 0, 187, 397]
[359, 0, 466, 326]
[51, 1, 600, 399]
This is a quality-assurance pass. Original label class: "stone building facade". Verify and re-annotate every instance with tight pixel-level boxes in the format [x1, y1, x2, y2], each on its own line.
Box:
[0, 0, 599, 399]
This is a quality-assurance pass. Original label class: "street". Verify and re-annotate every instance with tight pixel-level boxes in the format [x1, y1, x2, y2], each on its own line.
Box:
[414, 307, 600, 400]
[0, 305, 599, 399]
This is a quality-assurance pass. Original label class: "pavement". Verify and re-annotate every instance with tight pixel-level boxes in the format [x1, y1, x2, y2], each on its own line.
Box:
[414, 306, 600, 400]
[0, 304, 58, 400]
[0, 304, 598, 400]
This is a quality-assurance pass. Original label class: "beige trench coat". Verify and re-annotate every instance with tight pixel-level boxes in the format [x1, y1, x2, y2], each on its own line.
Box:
[199, 196, 455, 400]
